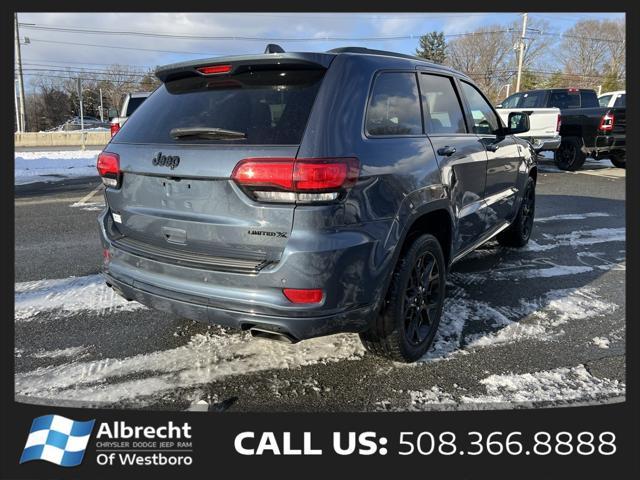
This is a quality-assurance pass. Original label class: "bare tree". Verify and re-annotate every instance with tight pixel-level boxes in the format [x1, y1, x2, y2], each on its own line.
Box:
[557, 19, 625, 89]
[446, 25, 514, 102]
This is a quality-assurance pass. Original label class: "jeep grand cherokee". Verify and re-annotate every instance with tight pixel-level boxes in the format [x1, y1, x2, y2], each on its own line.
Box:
[98, 46, 536, 362]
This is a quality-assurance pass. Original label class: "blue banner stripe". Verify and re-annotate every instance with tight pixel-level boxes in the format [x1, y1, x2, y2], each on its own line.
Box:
[19, 445, 44, 464]
[30, 415, 54, 433]
[60, 450, 86, 467]
[70, 419, 95, 437]
[46, 430, 69, 450]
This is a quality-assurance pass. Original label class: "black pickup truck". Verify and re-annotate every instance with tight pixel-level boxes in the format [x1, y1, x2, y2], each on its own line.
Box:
[499, 88, 626, 170]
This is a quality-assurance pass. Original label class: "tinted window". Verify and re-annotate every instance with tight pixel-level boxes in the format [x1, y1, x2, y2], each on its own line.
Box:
[500, 91, 544, 109]
[499, 93, 521, 108]
[548, 91, 580, 109]
[419, 74, 466, 134]
[366, 72, 422, 136]
[613, 93, 625, 107]
[114, 69, 325, 145]
[580, 90, 598, 108]
[598, 95, 612, 107]
[460, 81, 500, 135]
[126, 96, 147, 116]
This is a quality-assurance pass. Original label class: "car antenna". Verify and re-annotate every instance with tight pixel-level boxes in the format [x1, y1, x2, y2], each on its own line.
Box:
[264, 44, 285, 54]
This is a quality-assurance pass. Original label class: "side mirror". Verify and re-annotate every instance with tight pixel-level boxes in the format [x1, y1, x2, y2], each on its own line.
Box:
[107, 107, 118, 119]
[507, 111, 530, 134]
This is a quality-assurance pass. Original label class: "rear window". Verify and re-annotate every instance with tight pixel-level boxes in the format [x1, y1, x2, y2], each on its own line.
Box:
[548, 91, 580, 109]
[125, 96, 147, 116]
[500, 91, 545, 108]
[114, 69, 325, 145]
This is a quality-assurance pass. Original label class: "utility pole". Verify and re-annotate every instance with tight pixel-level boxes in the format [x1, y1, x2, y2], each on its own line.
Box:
[515, 12, 528, 93]
[99, 88, 104, 122]
[14, 79, 20, 133]
[77, 77, 85, 151]
[14, 13, 26, 132]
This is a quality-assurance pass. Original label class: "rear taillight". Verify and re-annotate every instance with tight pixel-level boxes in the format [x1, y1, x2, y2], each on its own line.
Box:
[231, 157, 359, 203]
[97, 152, 121, 188]
[599, 112, 615, 132]
[110, 122, 120, 137]
[283, 288, 324, 304]
[556, 114, 562, 133]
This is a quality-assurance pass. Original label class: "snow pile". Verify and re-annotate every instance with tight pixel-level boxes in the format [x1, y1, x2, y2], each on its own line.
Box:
[15, 150, 101, 185]
[15, 274, 146, 321]
[15, 330, 365, 403]
[31, 346, 90, 360]
[592, 337, 611, 349]
[526, 227, 626, 252]
[535, 212, 611, 223]
[463, 365, 624, 404]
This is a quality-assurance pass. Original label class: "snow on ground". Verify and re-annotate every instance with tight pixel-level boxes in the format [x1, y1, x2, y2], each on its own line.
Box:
[15, 150, 101, 185]
[15, 275, 146, 321]
[14, 331, 365, 403]
[535, 212, 611, 223]
[524, 227, 625, 252]
[593, 337, 611, 349]
[419, 285, 618, 362]
[31, 346, 90, 359]
[397, 365, 625, 411]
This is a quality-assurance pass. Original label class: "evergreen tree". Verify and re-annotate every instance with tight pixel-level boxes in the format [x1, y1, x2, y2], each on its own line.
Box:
[416, 31, 446, 64]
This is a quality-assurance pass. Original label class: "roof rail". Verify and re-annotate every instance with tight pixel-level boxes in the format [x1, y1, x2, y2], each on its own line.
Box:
[327, 47, 424, 62]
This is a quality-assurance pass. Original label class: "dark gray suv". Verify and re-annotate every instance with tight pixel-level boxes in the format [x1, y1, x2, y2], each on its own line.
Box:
[97, 46, 536, 362]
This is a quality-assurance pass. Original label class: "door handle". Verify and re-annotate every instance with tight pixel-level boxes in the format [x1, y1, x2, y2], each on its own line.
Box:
[486, 144, 500, 152]
[437, 146, 456, 156]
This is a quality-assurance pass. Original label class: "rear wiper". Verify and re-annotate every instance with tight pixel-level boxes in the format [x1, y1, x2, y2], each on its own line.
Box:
[170, 127, 246, 140]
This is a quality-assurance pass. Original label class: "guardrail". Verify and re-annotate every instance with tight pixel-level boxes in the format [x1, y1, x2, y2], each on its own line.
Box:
[15, 132, 111, 148]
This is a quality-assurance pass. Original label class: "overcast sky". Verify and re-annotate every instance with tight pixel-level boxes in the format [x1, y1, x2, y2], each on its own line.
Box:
[17, 12, 624, 82]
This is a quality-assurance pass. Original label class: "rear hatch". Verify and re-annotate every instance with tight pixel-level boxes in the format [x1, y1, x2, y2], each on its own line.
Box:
[103, 55, 332, 272]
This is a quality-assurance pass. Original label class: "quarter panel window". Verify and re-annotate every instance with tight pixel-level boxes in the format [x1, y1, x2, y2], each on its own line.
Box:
[366, 72, 422, 136]
[419, 74, 467, 134]
[460, 81, 500, 135]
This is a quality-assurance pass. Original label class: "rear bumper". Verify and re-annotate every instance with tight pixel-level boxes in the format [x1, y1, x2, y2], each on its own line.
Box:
[104, 272, 373, 341]
[98, 209, 384, 340]
[590, 134, 625, 157]
[526, 135, 561, 152]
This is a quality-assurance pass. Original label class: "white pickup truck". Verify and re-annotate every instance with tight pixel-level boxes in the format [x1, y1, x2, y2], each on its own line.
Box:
[496, 91, 561, 153]
[598, 90, 625, 108]
[109, 91, 151, 137]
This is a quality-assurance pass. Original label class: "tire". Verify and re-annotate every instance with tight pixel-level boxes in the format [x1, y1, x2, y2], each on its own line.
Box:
[555, 137, 586, 171]
[360, 234, 446, 363]
[609, 154, 626, 169]
[497, 176, 536, 248]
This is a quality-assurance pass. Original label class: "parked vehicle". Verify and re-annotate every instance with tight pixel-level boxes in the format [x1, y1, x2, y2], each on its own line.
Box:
[109, 92, 151, 136]
[500, 88, 625, 170]
[496, 91, 561, 152]
[55, 116, 110, 131]
[598, 90, 625, 108]
[97, 46, 537, 362]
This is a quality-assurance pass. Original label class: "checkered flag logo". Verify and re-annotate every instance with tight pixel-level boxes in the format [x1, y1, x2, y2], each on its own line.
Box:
[20, 415, 95, 467]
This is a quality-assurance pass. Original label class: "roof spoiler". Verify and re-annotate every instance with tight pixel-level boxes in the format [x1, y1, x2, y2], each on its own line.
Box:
[156, 50, 334, 83]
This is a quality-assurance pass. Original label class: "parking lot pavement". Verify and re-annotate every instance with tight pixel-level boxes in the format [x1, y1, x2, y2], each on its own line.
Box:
[14, 157, 626, 412]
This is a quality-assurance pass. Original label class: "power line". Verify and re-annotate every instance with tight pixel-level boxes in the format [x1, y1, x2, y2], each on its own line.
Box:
[27, 38, 224, 56]
[21, 23, 514, 42]
[20, 22, 625, 44]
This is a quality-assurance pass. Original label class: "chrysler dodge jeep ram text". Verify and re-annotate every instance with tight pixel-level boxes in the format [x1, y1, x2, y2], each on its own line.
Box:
[98, 46, 536, 362]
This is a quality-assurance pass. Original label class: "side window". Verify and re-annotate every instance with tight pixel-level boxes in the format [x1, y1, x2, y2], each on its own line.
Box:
[365, 72, 422, 136]
[519, 91, 544, 108]
[598, 95, 613, 107]
[500, 93, 521, 108]
[613, 94, 625, 108]
[419, 73, 467, 134]
[460, 81, 500, 135]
